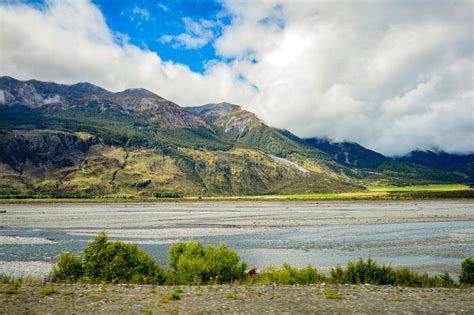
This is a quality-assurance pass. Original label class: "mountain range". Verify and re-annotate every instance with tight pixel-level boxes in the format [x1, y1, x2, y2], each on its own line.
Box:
[0, 76, 472, 197]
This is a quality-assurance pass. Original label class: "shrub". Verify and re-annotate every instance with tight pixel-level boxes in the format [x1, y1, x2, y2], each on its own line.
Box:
[440, 272, 455, 288]
[459, 257, 474, 285]
[259, 263, 321, 285]
[52, 252, 83, 282]
[82, 232, 164, 284]
[330, 265, 345, 283]
[330, 258, 455, 287]
[341, 258, 396, 285]
[168, 241, 247, 284]
[331, 258, 395, 285]
[52, 232, 164, 284]
[153, 191, 182, 198]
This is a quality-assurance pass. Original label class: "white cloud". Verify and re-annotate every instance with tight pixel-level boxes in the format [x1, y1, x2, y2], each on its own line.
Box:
[0, 0, 256, 108]
[214, 0, 474, 156]
[161, 17, 220, 49]
[0, 0, 472, 156]
[132, 6, 150, 21]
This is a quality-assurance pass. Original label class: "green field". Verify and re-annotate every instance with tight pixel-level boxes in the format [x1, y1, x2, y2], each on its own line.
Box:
[0, 184, 472, 203]
[367, 184, 470, 192]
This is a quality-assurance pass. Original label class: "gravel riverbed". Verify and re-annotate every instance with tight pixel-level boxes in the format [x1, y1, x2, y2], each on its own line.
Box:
[1, 283, 473, 314]
[1, 200, 473, 278]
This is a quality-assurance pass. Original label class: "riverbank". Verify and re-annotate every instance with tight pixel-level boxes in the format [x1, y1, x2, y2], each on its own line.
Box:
[1, 283, 473, 314]
[0, 185, 472, 204]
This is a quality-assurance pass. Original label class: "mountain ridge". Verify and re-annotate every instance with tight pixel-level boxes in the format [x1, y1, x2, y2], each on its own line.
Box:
[0, 76, 472, 197]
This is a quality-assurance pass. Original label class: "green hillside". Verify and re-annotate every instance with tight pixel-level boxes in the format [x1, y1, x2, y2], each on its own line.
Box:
[0, 76, 472, 198]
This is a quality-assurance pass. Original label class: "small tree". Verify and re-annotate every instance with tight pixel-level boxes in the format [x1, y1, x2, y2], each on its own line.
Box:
[52, 232, 164, 284]
[459, 257, 474, 285]
[82, 232, 164, 284]
[168, 241, 247, 284]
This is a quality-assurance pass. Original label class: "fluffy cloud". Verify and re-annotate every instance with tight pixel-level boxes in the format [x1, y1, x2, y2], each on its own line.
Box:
[216, 0, 473, 155]
[0, 0, 472, 156]
[0, 0, 256, 107]
[161, 17, 220, 49]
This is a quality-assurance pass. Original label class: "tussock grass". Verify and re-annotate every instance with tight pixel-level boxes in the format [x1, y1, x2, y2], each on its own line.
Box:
[324, 288, 342, 299]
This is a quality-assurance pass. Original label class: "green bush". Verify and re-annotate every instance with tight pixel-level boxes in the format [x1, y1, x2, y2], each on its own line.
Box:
[167, 241, 247, 284]
[82, 232, 164, 284]
[258, 263, 321, 285]
[336, 258, 396, 285]
[49, 233, 469, 288]
[52, 232, 164, 284]
[330, 258, 455, 287]
[459, 257, 474, 285]
[52, 252, 83, 282]
[153, 191, 182, 198]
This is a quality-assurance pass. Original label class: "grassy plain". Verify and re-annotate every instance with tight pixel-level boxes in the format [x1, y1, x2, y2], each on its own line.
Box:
[0, 184, 472, 203]
[367, 184, 470, 192]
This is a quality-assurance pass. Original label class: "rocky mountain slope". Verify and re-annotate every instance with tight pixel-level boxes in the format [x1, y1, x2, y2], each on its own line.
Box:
[0, 76, 472, 197]
[0, 76, 211, 130]
[186, 103, 263, 138]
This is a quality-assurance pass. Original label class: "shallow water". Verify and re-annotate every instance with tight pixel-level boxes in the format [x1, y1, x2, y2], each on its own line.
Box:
[0, 201, 473, 276]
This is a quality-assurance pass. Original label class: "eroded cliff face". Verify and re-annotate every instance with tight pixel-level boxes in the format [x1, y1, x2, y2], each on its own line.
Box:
[0, 129, 196, 196]
[0, 130, 98, 172]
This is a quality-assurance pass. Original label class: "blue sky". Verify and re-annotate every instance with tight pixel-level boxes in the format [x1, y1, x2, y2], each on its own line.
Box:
[93, 0, 229, 72]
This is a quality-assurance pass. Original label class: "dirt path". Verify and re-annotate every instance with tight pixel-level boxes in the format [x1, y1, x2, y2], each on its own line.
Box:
[2, 284, 473, 314]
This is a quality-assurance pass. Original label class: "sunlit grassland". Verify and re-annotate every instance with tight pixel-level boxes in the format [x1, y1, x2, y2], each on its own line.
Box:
[194, 192, 386, 201]
[0, 184, 472, 203]
[367, 184, 470, 192]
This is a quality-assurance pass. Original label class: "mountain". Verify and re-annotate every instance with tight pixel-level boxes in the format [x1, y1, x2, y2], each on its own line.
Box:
[0, 76, 231, 150]
[302, 138, 473, 183]
[0, 76, 471, 197]
[186, 103, 329, 159]
[396, 150, 474, 182]
[0, 77, 364, 196]
[0, 76, 211, 130]
[186, 103, 262, 139]
[304, 138, 389, 169]
[397, 150, 474, 170]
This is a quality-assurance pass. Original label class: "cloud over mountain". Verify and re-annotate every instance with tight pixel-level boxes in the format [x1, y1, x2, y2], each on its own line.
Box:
[0, 0, 472, 155]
